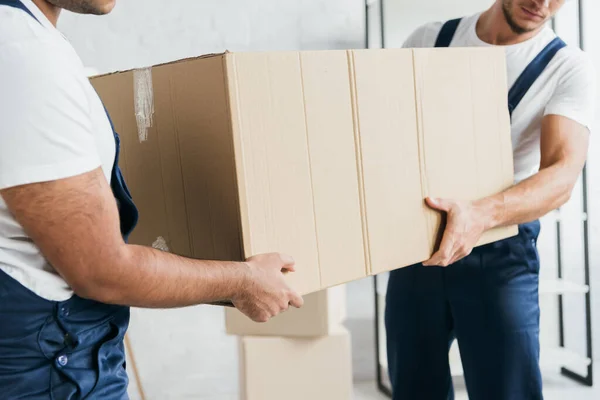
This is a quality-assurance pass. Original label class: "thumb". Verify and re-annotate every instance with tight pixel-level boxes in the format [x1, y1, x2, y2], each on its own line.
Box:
[425, 197, 452, 212]
[278, 253, 296, 272]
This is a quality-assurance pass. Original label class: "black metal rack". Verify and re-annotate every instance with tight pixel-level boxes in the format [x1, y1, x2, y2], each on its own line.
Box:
[366, 0, 594, 395]
[555, 0, 594, 386]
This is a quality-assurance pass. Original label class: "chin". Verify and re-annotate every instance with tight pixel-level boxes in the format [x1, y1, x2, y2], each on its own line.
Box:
[49, 0, 116, 15]
[95, 0, 116, 14]
[517, 20, 543, 32]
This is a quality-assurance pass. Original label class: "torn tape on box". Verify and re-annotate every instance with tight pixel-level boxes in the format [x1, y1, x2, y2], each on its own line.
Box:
[150, 236, 234, 307]
[133, 67, 154, 143]
[151, 236, 170, 252]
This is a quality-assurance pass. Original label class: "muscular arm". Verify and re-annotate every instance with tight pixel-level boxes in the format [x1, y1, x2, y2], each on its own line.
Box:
[477, 114, 589, 228]
[424, 114, 589, 266]
[0, 169, 301, 317]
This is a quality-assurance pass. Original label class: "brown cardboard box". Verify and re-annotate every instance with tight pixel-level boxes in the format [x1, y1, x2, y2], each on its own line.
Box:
[239, 328, 353, 400]
[225, 285, 346, 337]
[91, 48, 517, 296]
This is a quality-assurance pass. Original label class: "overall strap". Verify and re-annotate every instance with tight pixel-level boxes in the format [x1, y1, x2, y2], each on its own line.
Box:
[101, 106, 139, 242]
[508, 37, 566, 116]
[435, 18, 462, 48]
[0, 0, 41, 24]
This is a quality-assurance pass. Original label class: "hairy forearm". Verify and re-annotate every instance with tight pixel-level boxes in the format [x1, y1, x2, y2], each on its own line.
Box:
[75, 244, 248, 308]
[1, 168, 299, 320]
[475, 163, 575, 230]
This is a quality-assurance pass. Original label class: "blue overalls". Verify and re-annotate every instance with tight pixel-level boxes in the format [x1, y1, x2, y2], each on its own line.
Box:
[385, 19, 566, 400]
[0, 1, 139, 398]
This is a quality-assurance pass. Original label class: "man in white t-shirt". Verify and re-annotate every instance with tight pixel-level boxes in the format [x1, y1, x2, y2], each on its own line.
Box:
[0, 1, 303, 398]
[385, 1, 595, 399]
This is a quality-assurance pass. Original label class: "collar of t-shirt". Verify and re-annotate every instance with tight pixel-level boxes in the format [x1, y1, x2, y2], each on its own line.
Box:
[20, 0, 68, 40]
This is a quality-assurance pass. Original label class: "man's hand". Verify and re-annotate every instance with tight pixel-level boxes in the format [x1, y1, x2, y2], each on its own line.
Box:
[421, 116, 589, 268]
[422, 197, 488, 267]
[232, 253, 304, 323]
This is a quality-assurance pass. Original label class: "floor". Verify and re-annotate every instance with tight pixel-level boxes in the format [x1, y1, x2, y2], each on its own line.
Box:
[126, 278, 600, 399]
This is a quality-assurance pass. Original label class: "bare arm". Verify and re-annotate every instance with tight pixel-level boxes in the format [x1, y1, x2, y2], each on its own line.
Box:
[475, 115, 589, 228]
[423, 114, 589, 266]
[1, 168, 303, 320]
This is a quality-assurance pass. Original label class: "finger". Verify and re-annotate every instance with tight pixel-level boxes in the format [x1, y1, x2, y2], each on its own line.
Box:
[448, 254, 462, 266]
[423, 251, 441, 267]
[423, 240, 453, 266]
[288, 291, 304, 308]
[255, 313, 270, 323]
[425, 197, 453, 212]
[423, 230, 456, 267]
[450, 247, 472, 265]
[278, 253, 296, 272]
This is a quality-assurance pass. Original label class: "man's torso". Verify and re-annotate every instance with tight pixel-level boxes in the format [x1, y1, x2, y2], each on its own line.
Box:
[0, 0, 115, 301]
[403, 12, 595, 183]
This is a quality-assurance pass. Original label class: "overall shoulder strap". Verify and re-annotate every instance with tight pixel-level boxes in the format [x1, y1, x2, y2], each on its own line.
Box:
[435, 18, 462, 48]
[508, 37, 567, 116]
[0, 0, 41, 24]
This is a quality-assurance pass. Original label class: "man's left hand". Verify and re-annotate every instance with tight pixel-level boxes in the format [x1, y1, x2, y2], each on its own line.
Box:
[422, 197, 489, 267]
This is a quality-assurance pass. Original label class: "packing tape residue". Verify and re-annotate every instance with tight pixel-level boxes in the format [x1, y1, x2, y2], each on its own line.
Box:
[152, 236, 170, 252]
[133, 68, 154, 142]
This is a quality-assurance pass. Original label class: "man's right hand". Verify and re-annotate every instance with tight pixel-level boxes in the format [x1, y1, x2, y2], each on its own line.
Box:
[232, 253, 304, 323]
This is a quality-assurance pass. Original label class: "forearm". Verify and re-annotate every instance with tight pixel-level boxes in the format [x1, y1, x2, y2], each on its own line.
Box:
[77, 244, 248, 308]
[1, 169, 299, 320]
[475, 163, 574, 230]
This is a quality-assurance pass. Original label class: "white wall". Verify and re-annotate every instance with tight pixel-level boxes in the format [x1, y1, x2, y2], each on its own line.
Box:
[57, 0, 365, 74]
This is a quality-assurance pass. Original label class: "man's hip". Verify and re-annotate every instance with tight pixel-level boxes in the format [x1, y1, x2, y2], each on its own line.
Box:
[0, 269, 130, 400]
[384, 220, 543, 400]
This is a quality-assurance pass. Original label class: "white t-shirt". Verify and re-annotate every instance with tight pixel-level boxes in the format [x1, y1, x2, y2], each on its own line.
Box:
[403, 12, 596, 183]
[0, 0, 115, 301]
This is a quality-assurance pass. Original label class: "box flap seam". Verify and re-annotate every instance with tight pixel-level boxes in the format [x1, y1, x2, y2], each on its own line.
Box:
[346, 50, 372, 277]
[413, 50, 434, 253]
[224, 53, 253, 258]
[167, 76, 196, 256]
[298, 53, 324, 289]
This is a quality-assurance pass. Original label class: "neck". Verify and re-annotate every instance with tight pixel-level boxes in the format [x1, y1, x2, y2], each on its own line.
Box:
[477, 3, 544, 46]
[31, 0, 61, 26]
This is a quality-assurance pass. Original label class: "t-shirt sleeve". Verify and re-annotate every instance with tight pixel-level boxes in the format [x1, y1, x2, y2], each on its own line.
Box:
[544, 51, 597, 132]
[0, 40, 101, 190]
[401, 22, 443, 48]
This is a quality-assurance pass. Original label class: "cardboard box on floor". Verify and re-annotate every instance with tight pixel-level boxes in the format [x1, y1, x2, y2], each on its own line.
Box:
[239, 328, 353, 400]
[225, 285, 346, 337]
[90, 48, 517, 296]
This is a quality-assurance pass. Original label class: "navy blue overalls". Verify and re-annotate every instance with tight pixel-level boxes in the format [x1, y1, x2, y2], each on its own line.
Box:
[385, 18, 566, 400]
[0, 1, 139, 398]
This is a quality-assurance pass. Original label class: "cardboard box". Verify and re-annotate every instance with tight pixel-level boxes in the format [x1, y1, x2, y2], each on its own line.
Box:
[91, 48, 517, 296]
[238, 328, 353, 400]
[225, 285, 346, 337]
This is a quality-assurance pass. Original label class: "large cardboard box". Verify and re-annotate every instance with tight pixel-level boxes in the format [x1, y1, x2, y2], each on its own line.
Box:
[91, 48, 517, 296]
[225, 285, 346, 337]
[239, 328, 353, 400]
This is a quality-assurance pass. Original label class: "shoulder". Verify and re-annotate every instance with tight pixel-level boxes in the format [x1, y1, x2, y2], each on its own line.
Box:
[554, 44, 596, 82]
[0, 37, 92, 146]
[402, 21, 444, 48]
[0, 32, 87, 109]
[543, 42, 596, 130]
[547, 42, 596, 101]
[0, 4, 43, 47]
[402, 14, 476, 48]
